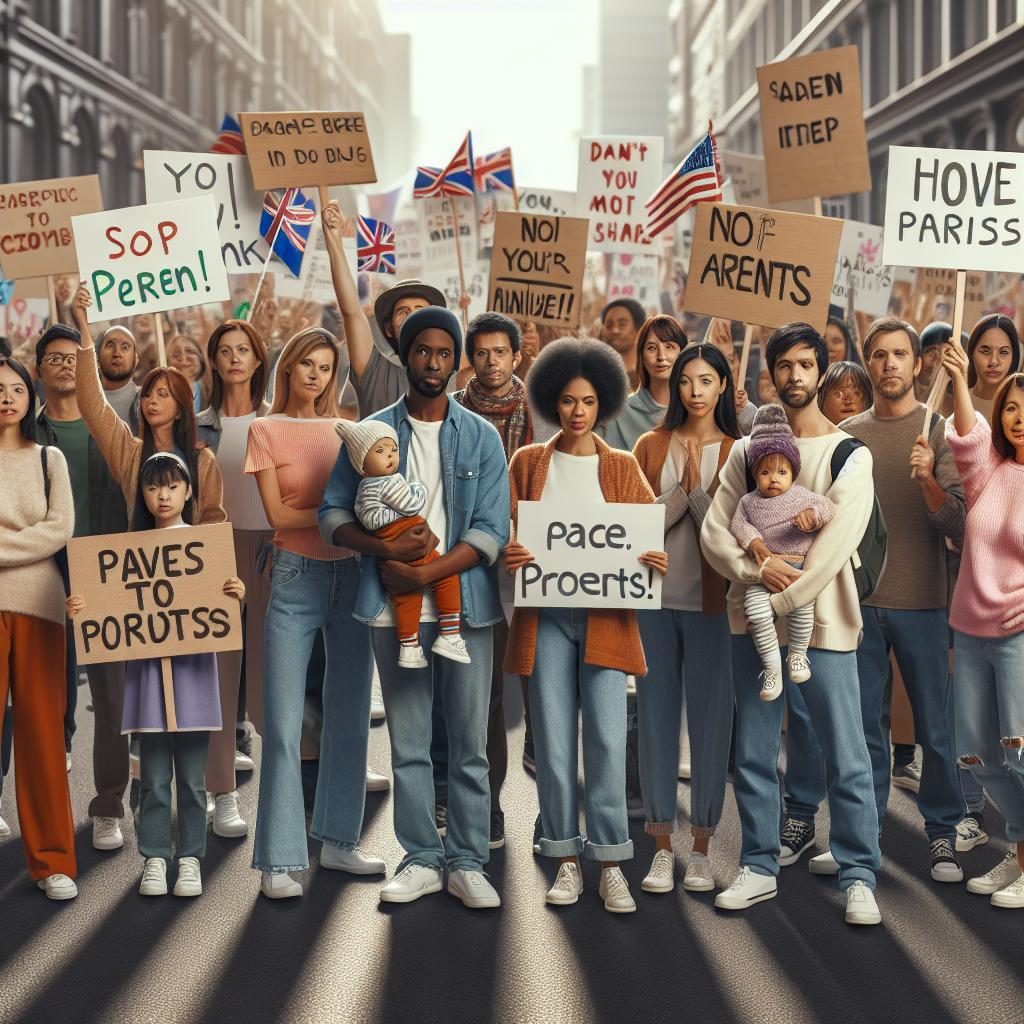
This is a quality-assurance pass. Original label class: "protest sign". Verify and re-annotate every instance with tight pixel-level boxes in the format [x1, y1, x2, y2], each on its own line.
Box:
[883, 146, 1023, 273]
[684, 202, 843, 328]
[424, 263, 489, 324]
[719, 151, 817, 214]
[830, 220, 893, 319]
[756, 45, 871, 203]
[420, 196, 479, 269]
[607, 253, 661, 313]
[518, 187, 578, 218]
[239, 111, 377, 191]
[487, 211, 588, 328]
[514, 501, 665, 609]
[0, 175, 103, 279]
[144, 151, 270, 274]
[275, 222, 357, 304]
[68, 523, 242, 665]
[914, 268, 987, 327]
[578, 136, 664, 253]
[72, 196, 230, 323]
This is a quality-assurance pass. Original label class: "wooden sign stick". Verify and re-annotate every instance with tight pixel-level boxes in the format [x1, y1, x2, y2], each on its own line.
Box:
[46, 275, 58, 326]
[247, 192, 291, 324]
[448, 197, 470, 336]
[154, 314, 167, 369]
[737, 323, 755, 393]
[161, 657, 178, 732]
[921, 269, 967, 435]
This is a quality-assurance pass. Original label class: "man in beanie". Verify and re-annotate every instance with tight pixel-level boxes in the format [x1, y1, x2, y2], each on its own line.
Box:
[320, 306, 510, 910]
[701, 321, 883, 927]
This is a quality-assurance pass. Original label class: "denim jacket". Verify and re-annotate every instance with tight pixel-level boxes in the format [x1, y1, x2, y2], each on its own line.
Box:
[318, 397, 510, 627]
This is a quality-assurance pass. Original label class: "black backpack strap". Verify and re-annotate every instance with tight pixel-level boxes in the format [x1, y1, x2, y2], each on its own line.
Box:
[829, 436, 864, 483]
[40, 445, 50, 507]
[744, 441, 755, 493]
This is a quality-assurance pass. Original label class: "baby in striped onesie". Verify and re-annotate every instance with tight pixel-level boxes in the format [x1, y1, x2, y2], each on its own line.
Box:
[336, 419, 470, 670]
[729, 404, 835, 702]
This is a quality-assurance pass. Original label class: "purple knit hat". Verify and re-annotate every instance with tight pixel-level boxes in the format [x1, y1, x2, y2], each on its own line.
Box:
[747, 404, 800, 478]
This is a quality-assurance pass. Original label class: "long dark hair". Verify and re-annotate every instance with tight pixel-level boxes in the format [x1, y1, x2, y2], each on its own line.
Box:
[206, 319, 269, 412]
[133, 453, 194, 531]
[659, 344, 740, 439]
[966, 314, 1021, 390]
[0, 356, 38, 442]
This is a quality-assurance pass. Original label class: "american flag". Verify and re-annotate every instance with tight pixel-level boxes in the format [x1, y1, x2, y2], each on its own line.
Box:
[260, 188, 316, 277]
[473, 147, 515, 193]
[356, 216, 396, 274]
[645, 128, 722, 239]
[413, 132, 476, 198]
[211, 114, 245, 155]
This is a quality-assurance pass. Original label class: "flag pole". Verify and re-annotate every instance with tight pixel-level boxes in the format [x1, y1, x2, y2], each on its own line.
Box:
[247, 190, 290, 324]
[448, 196, 469, 336]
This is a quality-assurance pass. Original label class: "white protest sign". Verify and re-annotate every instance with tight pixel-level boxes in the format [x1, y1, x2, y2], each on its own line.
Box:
[72, 195, 230, 323]
[423, 262, 489, 323]
[607, 253, 661, 313]
[518, 187, 578, 218]
[883, 146, 1024, 272]
[830, 220, 892, 318]
[143, 151, 270, 275]
[514, 501, 665, 609]
[275, 221, 356, 303]
[419, 196, 478, 268]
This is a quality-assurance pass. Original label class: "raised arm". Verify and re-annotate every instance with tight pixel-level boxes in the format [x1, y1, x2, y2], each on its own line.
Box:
[321, 201, 374, 381]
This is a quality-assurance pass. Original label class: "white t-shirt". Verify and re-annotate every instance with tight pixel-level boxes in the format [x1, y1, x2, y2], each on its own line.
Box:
[372, 415, 446, 627]
[540, 451, 603, 502]
[219, 413, 271, 531]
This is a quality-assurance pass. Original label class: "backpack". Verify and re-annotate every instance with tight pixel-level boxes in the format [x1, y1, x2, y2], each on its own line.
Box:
[40, 445, 72, 596]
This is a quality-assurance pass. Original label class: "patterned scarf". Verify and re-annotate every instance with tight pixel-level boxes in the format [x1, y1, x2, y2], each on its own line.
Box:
[458, 374, 533, 461]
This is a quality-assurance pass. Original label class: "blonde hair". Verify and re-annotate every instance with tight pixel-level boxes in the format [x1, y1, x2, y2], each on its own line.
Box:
[269, 327, 341, 418]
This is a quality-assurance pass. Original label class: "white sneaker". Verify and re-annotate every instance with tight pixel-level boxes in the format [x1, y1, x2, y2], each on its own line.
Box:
[809, 850, 840, 875]
[432, 634, 471, 664]
[787, 652, 811, 684]
[320, 844, 386, 875]
[845, 880, 881, 925]
[370, 680, 386, 721]
[260, 871, 303, 899]
[234, 750, 255, 772]
[545, 861, 584, 905]
[991, 871, 1024, 909]
[139, 858, 168, 896]
[758, 669, 783, 702]
[398, 644, 428, 669]
[174, 857, 203, 897]
[448, 869, 501, 909]
[66, 751, 72, 773]
[967, 850, 1022, 895]
[598, 866, 636, 913]
[366, 768, 391, 792]
[92, 816, 124, 851]
[641, 848, 675, 893]
[714, 866, 777, 910]
[379, 863, 444, 904]
[955, 815, 989, 852]
[206, 793, 215, 821]
[37, 873, 78, 900]
[683, 852, 715, 892]
[0, 812, 10, 837]
[212, 791, 248, 838]
[677, 757, 692, 781]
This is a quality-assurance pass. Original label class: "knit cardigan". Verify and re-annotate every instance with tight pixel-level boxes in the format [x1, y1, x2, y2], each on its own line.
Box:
[504, 432, 655, 677]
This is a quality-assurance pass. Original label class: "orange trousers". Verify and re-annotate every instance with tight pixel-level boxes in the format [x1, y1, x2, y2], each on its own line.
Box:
[0, 612, 77, 879]
[375, 515, 461, 641]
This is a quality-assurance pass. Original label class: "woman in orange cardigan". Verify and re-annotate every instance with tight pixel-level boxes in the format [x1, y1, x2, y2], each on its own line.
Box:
[504, 338, 667, 913]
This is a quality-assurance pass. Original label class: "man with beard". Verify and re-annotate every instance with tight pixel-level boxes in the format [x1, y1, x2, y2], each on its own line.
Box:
[320, 307, 510, 909]
[95, 325, 140, 428]
[701, 322, 884, 926]
[36, 324, 132, 854]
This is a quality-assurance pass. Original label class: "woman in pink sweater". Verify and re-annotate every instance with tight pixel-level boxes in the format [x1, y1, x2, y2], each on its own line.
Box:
[942, 341, 1024, 909]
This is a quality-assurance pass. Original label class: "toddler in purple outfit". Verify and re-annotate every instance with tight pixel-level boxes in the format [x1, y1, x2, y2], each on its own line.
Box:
[730, 404, 835, 701]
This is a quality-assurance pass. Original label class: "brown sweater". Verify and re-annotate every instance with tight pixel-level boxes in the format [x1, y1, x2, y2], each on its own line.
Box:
[504, 433, 655, 677]
[76, 346, 226, 527]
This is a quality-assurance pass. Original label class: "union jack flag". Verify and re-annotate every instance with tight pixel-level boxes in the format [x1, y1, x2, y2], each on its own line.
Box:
[356, 216, 396, 274]
[645, 127, 722, 239]
[211, 114, 245, 155]
[473, 147, 515, 193]
[260, 188, 316, 277]
[413, 132, 476, 198]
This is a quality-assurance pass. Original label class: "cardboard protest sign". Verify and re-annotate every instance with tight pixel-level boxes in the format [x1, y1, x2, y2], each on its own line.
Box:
[487, 211, 589, 328]
[914, 268, 987, 327]
[518, 187, 578, 218]
[239, 112, 377, 191]
[831, 220, 893, 319]
[883, 146, 1023, 273]
[756, 45, 871, 203]
[144, 151, 270, 275]
[72, 196, 230, 323]
[68, 523, 242, 665]
[0, 175, 103, 279]
[577, 136, 664, 253]
[607, 253, 661, 313]
[684, 202, 843, 328]
[514, 501, 665, 609]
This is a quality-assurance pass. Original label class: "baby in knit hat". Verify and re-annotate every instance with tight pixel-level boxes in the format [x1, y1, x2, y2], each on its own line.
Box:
[730, 404, 836, 701]
[336, 418, 470, 669]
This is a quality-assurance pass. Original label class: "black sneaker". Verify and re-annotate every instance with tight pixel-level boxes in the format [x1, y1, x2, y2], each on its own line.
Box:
[489, 810, 505, 850]
[777, 818, 815, 867]
[236, 726, 253, 759]
[930, 836, 964, 883]
[435, 801, 448, 838]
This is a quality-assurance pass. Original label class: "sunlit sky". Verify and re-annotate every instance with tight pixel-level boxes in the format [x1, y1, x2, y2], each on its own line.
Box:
[380, 0, 599, 190]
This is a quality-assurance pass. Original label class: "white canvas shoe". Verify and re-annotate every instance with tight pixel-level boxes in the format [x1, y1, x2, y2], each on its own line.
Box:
[320, 844, 386, 875]
[398, 645, 428, 669]
[967, 850, 1021, 895]
[545, 861, 584, 905]
[991, 872, 1024, 909]
[260, 871, 303, 899]
[447, 869, 501, 909]
[174, 857, 203, 897]
[714, 866, 777, 910]
[37, 873, 78, 900]
[139, 858, 168, 897]
[641, 849, 675, 893]
[598, 866, 636, 914]
[758, 669, 783, 702]
[379, 864, 444, 904]
[366, 768, 391, 792]
[92, 816, 124, 851]
[234, 750, 255, 772]
[844, 881, 881, 925]
[787, 652, 811, 683]
[809, 850, 840, 875]
[212, 791, 248, 838]
[683, 852, 715, 892]
[432, 634, 471, 664]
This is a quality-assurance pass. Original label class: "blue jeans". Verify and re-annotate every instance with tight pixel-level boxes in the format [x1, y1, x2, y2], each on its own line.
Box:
[372, 622, 492, 873]
[733, 635, 879, 890]
[953, 630, 1024, 843]
[252, 552, 373, 873]
[529, 608, 632, 863]
[636, 609, 733, 836]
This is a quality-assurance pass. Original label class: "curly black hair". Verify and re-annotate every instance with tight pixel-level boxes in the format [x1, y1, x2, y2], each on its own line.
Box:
[527, 337, 628, 426]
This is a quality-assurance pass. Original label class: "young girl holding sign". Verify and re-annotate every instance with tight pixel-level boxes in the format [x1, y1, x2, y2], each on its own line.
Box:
[504, 337, 667, 913]
[67, 453, 245, 897]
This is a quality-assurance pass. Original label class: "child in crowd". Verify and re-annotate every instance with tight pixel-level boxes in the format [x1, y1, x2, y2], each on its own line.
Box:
[335, 419, 469, 669]
[67, 453, 244, 897]
[730, 405, 835, 701]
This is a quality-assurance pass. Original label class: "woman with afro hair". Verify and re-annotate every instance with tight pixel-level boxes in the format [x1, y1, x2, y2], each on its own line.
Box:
[504, 338, 667, 914]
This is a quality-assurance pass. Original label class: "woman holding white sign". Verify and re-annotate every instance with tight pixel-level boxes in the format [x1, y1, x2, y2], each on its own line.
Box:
[504, 337, 667, 914]
[632, 345, 740, 895]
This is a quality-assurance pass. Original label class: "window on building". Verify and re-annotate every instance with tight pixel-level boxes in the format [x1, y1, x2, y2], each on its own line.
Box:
[107, 127, 131, 208]
[997, 0, 1016, 30]
[147, 1, 165, 94]
[896, 0, 916, 90]
[75, 5, 101, 57]
[869, 3, 891, 104]
[921, 1, 941, 74]
[951, 3, 989, 55]
[18, 86, 59, 181]
[31, 1, 61, 34]
[171, 15, 189, 108]
[71, 109, 99, 177]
